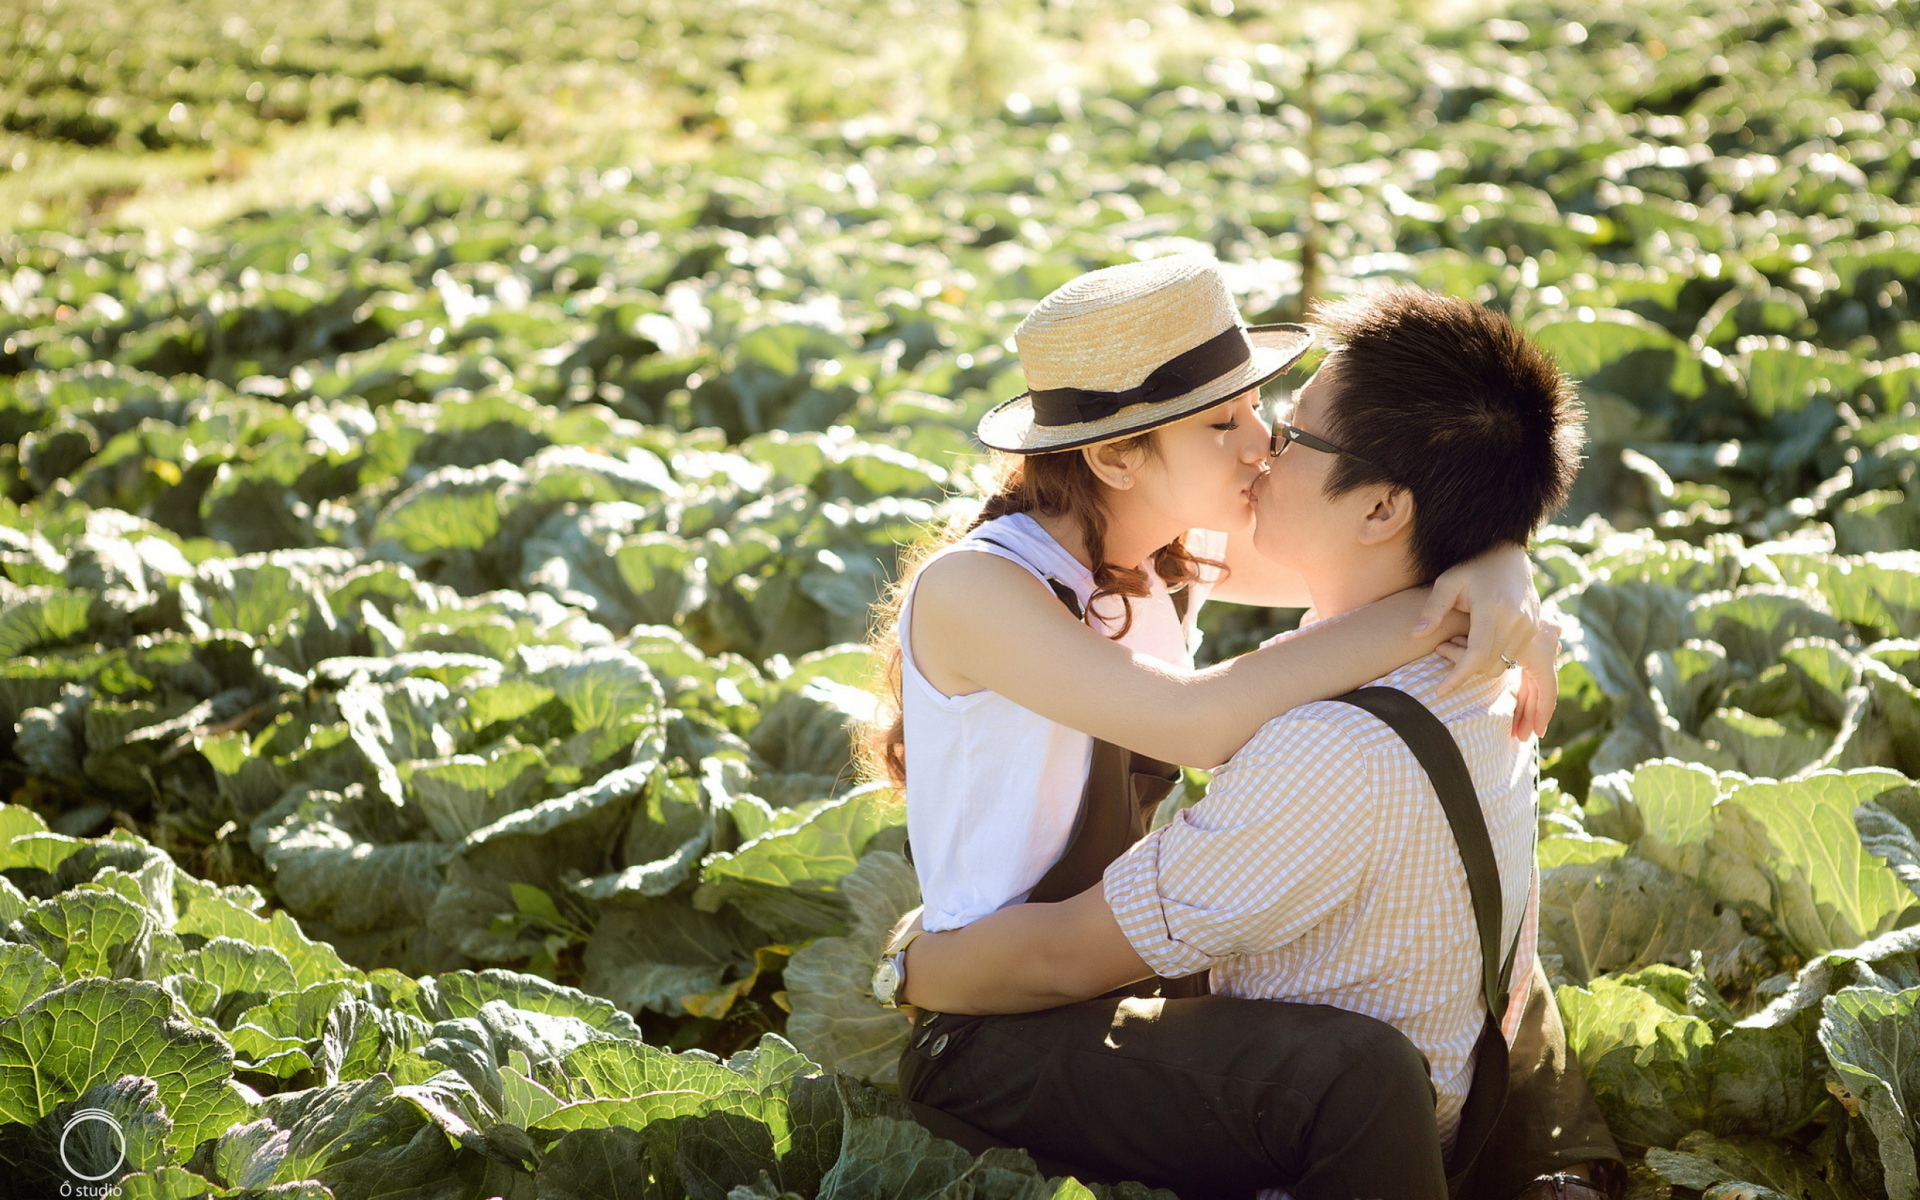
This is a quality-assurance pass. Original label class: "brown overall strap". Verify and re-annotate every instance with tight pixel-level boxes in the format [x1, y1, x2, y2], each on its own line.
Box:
[901, 536, 1084, 871]
[1013, 558, 1202, 995]
[898, 542, 1193, 885]
[1332, 686, 1519, 1192]
[988, 532, 1188, 905]
[1023, 738, 1175, 904]
[924, 534, 1198, 973]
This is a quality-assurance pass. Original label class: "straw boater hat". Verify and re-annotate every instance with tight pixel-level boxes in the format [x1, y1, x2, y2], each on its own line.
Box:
[977, 255, 1314, 454]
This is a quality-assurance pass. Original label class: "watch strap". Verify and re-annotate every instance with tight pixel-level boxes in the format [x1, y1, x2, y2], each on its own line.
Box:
[887, 927, 927, 957]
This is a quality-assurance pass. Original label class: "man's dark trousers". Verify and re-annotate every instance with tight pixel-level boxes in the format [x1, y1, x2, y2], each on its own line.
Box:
[900, 991, 1450, 1200]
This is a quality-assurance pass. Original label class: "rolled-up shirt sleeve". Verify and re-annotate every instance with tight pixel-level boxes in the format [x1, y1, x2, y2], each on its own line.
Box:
[1103, 712, 1376, 978]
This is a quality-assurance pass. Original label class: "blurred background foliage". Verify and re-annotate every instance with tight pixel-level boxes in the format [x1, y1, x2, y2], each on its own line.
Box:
[5, 0, 1915, 653]
[4, 0, 1920, 1191]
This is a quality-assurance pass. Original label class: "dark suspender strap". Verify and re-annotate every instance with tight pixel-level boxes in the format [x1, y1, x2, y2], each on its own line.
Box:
[1331, 686, 1520, 1189]
[972, 532, 1202, 996]
[1331, 687, 1512, 1015]
[1049, 578, 1086, 620]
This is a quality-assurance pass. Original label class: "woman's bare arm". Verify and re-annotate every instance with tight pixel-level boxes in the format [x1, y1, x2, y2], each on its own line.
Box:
[1209, 533, 1541, 656]
[1203, 536, 1554, 734]
[910, 552, 1471, 769]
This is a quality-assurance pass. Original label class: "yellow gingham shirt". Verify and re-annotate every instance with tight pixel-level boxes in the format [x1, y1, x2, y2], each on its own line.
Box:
[1103, 649, 1539, 1146]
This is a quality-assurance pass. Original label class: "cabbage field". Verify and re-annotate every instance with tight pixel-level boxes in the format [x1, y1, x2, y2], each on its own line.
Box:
[3, 0, 1919, 1194]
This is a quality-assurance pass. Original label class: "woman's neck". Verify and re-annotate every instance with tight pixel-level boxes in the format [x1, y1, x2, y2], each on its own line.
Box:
[1030, 505, 1177, 573]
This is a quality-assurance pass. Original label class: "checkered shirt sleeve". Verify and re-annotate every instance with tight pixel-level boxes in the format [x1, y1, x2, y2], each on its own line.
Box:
[1103, 714, 1375, 978]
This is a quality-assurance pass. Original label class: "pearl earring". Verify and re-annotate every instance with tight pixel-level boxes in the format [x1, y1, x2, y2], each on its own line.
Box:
[1121, 475, 1131, 484]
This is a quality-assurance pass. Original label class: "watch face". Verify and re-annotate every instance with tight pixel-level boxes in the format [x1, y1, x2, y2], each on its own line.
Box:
[871, 957, 900, 1007]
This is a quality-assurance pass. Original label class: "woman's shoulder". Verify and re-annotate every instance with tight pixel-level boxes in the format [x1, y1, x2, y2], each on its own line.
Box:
[928, 513, 1079, 584]
[911, 515, 1062, 608]
[910, 540, 1077, 660]
[973, 513, 1090, 578]
[916, 541, 1035, 594]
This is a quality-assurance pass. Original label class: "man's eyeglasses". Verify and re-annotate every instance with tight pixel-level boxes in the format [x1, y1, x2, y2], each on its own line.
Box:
[1268, 421, 1382, 472]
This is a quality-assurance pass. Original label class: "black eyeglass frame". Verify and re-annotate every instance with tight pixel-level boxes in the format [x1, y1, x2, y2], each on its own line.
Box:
[1268, 421, 1386, 473]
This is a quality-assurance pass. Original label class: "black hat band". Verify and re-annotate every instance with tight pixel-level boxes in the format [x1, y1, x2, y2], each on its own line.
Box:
[1027, 325, 1251, 427]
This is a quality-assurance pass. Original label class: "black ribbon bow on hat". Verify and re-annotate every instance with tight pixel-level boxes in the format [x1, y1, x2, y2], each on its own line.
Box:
[1028, 326, 1251, 427]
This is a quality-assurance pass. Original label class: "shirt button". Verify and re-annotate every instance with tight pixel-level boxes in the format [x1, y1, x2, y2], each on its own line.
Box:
[930, 1033, 950, 1057]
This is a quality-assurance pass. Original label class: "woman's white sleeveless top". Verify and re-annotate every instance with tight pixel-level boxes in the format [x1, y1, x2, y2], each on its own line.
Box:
[900, 512, 1224, 931]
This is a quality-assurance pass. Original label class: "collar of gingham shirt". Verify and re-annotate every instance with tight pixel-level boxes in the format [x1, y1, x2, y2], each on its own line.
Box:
[1102, 648, 1539, 1149]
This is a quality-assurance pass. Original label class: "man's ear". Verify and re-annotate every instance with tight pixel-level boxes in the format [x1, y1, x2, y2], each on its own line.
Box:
[1356, 484, 1415, 546]
[1081, 440, 1144, 490]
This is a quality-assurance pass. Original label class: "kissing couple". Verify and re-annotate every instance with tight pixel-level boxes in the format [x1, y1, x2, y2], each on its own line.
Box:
[862, 256, 1623, 1200]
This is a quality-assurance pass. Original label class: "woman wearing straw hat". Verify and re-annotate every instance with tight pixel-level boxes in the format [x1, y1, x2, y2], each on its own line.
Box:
[860, 255, 1556, 1195]
[863, 254, 1550, 936]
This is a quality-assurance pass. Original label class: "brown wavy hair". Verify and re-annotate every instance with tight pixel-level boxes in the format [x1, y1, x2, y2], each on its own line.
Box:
[860, 434, 1225, 790]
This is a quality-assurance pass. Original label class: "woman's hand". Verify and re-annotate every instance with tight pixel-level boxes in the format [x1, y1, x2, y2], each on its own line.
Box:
[1433, 618, 1562, 738]
[1416, 543, 1541, 695]
[1511, 620, 1561, 739]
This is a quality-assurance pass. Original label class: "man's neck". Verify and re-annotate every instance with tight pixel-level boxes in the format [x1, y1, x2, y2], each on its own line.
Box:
[1303, 558, 1420, 622]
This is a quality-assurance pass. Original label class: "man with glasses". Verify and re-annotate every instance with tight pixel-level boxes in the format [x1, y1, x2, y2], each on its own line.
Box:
[890, 288, 1619, 1200]
[1269, 411, 1374, 462]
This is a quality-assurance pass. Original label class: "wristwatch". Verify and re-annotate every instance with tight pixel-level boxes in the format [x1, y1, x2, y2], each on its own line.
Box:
[871, 929, 926, 1008]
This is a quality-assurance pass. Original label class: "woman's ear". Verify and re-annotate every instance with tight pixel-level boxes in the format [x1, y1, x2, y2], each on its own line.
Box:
[1081, 440, 1143, 489]
[1357, 484, 1415, 545]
